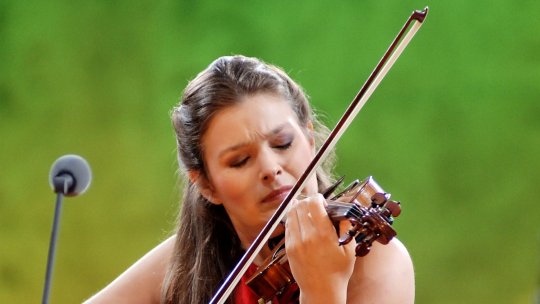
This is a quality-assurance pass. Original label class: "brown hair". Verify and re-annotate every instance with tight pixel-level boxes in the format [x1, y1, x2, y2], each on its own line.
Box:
[162, 55, 334, 304]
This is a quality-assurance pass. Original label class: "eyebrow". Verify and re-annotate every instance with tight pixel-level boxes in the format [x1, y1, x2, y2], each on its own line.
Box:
[217, 122, 291, 158]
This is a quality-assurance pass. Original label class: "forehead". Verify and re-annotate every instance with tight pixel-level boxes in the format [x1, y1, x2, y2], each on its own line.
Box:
[201, 93, 300, 151]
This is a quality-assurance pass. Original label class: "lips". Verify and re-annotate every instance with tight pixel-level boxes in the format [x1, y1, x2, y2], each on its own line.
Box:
[261, 186, 293, 203]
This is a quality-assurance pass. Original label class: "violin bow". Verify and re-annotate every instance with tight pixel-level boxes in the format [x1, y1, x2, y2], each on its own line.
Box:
[209, 7, 429, 304]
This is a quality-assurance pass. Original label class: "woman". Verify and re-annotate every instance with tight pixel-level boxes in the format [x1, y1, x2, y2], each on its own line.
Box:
[86, 55, 414, 304]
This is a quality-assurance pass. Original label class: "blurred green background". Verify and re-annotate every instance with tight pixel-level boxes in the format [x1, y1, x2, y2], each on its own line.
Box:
[1, 0, 539, 303]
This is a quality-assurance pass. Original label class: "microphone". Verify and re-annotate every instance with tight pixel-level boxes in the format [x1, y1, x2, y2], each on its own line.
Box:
[49, 154, 92, 196]
[42, 155, 92, 304]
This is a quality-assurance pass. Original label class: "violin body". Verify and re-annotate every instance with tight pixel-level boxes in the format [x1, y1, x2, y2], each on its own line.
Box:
[245, 240, 296, 303]
[245, 176, 402, 302]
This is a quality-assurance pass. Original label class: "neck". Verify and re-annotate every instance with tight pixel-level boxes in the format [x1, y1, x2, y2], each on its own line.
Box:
[238, 225, 285, 265]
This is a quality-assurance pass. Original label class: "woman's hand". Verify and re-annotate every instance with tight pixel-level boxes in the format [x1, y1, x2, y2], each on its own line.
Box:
[285, 194, 356, 304]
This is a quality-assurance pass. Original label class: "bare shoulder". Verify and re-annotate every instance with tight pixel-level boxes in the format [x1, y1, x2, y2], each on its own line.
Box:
[84, 235, 176, 304]
[347, 238, 415, 304]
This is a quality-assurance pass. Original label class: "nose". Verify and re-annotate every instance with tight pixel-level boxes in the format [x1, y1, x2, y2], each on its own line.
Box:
[259, 149, 282, 183]
[262, 167, 282, 183]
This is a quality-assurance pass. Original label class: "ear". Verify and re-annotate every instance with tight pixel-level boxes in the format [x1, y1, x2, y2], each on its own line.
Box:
[188, 170, 222, 205]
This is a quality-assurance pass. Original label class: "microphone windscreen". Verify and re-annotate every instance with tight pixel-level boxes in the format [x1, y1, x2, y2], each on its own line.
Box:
[49, 154, 92, 196]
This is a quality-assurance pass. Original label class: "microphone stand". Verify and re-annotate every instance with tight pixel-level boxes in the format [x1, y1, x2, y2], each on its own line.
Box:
[42, 154, 91, 303]
[42, 176, 71, 304]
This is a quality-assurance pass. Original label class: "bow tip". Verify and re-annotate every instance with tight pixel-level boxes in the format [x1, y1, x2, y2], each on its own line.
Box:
[413, 7, 429, 23]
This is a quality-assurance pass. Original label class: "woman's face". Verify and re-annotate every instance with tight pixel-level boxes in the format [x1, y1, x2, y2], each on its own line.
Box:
[199, 93, 318, 247]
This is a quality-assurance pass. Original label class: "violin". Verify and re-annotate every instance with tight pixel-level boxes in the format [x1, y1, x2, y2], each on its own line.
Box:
[245, 176, 402, 303]
[209, 7, 428, 304]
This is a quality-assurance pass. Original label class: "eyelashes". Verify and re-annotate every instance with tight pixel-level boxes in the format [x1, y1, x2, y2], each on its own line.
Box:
[230, 157, 248, 168]
[274, 141, 293, 150]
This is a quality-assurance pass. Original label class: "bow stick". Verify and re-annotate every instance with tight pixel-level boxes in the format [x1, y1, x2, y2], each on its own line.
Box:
[209, 7, 429, 304]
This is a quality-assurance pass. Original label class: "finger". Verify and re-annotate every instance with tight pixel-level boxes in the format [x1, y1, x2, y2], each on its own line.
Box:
[306, 194, 337, 236]
[285, 199, 301, 241]
[294, 196, 316, 225]
[288, 197, 314, 243]
[295, 194, 336, 239]
[304, 193, 330, 224]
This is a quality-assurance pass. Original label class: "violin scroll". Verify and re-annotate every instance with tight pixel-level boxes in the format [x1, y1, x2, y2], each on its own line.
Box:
[331, 176, 401, 256]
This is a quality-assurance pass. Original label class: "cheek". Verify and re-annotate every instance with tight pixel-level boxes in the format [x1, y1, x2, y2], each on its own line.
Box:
[294, 138, 319, 193]
[295, 140, 315, 170]
[213, 172, 249, 202]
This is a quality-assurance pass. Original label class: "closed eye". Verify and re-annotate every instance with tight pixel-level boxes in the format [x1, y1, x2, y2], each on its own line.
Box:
[274, 140, 293, 150]
[230, 157, 249, 168]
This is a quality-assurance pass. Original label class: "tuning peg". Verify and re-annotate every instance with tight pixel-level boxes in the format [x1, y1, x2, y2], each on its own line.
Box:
[385, 201, 401, 217]
[355, 242, 371, 257]
[371, 192, 390, 206]
[338, 224, 360, 246]
[339, 234, 354, 246]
